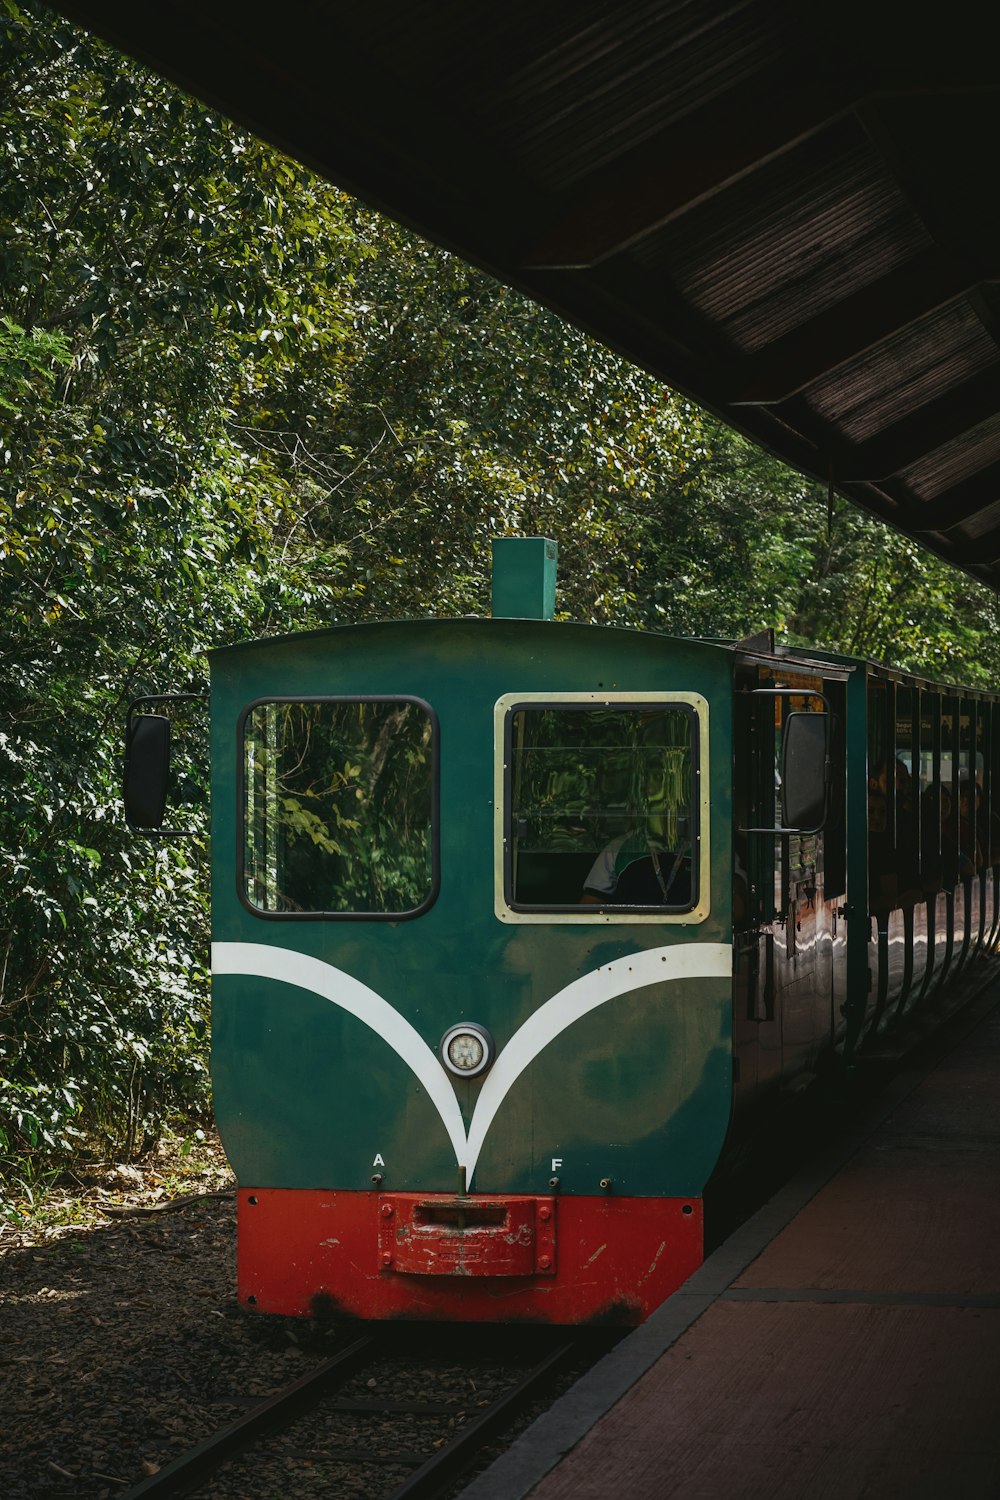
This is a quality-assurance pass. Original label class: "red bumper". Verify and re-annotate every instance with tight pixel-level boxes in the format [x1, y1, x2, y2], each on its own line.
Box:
[237, 1188, 702, 1325]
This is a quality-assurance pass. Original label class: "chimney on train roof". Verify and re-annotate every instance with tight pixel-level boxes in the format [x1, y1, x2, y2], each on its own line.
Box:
[490, 536, 558, 621]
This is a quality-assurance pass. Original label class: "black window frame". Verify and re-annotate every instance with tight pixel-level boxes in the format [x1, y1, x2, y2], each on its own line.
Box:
[237, 693, 440, 922]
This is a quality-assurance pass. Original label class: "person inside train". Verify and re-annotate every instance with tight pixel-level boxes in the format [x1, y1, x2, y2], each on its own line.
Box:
[921, 782, 946, 894]
[867, 760, 894, 911]
[957, 773, 983, 876]
[580, 832, 690, 906]
[939, 784, 964, 887]
[580, 753, 691, 907]
[868, 758, 921, 909]
[893, 758, 921, 903]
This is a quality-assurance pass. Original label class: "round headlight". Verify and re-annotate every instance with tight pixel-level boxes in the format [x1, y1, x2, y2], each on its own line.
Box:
[440, 1022, 495, 1079]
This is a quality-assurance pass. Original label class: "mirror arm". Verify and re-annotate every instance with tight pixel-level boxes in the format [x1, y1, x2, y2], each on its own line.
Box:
[126, 693, 208, 716]
[745, 686, 832, 713]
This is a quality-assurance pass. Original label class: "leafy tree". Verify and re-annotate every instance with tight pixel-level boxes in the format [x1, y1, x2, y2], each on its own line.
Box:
[0, 3, 702, 1180]
[3, 0, 999, 1196]
[0, 2, 349, 1176]
[235, 205, 706, 625]
[637, 417, 1000, 687]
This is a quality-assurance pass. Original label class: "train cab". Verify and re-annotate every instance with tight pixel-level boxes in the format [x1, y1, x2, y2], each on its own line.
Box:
[122, 537, 1000, 1325]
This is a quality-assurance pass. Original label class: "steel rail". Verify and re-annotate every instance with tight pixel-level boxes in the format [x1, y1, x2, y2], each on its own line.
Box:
[118, 1331, 380, 1499]
[118, 1328, 598, 1500]
[384, 1337, 582, 1500]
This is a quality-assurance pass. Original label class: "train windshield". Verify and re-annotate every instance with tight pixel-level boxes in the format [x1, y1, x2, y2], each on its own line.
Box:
[242, 697, 436, 916]
[504, 700, 699, 913]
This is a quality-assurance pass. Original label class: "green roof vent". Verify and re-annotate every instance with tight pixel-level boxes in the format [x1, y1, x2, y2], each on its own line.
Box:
[491, 537, 558, 620]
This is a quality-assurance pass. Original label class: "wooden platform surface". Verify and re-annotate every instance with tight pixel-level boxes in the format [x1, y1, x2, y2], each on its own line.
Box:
[461, 982, 1000, 1500]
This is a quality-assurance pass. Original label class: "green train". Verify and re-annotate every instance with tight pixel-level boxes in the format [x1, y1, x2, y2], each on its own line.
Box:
[126, 538, 1000, 1324]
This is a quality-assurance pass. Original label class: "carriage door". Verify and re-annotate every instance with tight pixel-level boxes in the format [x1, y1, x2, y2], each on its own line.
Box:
[777, 669, 848, 1066]
[823, 677, 848, 1045]
[735, 660, 848, 1088]
[732, 660, 779, 1097]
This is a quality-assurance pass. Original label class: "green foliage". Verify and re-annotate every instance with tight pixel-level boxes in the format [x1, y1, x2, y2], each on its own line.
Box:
[0, 315, 71, 414]
[3, 0, 999, 1195]
[0, 2, 342, 1182]
[237, 204, 706, 625]
[640, 419, 1000, 686]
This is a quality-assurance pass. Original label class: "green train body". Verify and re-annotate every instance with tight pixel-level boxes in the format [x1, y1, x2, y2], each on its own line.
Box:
[129, 540, 1000, 1324]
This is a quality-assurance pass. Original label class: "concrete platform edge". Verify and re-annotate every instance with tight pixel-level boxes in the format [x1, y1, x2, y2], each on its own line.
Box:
[458, 975, 1000, 1500]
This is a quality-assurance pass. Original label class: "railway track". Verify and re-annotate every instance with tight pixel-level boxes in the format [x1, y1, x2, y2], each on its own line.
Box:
[106, 1067, 896, 1500]
[117, 1325, 609, 1500]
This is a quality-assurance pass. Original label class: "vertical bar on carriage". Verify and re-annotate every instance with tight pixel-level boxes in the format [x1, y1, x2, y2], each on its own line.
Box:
[867, 677, 895, 1042]
[938, 693, 959, 992]
[990, 703, 1000, 948]
[955, 696, 974, 973]
[916, 690, 942, 1008]
[975, 702, 988, 954]
[893, 683, 916, 1018]
[841, 662, 872, 1064]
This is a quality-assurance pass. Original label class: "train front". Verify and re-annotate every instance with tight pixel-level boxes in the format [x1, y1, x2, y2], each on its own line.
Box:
[209, 551, 734, 1325]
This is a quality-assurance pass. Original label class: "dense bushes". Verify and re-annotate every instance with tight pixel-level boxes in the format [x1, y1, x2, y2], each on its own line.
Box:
[3, 2, 1000, 1188]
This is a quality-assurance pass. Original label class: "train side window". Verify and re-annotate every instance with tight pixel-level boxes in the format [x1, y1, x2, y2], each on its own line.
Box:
[241, 697, 437, 917]
[501, 697, 701, 916]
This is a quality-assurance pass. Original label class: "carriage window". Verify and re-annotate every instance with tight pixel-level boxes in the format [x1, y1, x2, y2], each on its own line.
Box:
[243, 698, 436, 916]
[505, 703, 698, 912]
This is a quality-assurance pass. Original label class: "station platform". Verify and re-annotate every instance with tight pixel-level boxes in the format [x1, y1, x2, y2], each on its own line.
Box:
[461, 983, 1000, 1500]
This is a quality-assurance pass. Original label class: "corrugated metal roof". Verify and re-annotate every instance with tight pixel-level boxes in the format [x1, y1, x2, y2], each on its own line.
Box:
[806, 303, 998, 445]
[644, 127, 932, 350]
[53, 0, 1000, 592]
[901, 415, 1000, 502]
[491, 4, 785, 188]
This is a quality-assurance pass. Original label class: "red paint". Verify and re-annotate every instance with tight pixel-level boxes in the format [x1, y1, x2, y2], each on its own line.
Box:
[238, 1188, 703, 1325]
[378, 1194, 556, 1276]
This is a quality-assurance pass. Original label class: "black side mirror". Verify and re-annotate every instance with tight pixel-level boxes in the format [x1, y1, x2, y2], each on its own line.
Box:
[780, 711, 829, 833]
[124, 714, 171, 829]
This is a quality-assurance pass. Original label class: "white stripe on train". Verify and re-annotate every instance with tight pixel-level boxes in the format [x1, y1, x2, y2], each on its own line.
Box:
[211, 941, 731, 1188]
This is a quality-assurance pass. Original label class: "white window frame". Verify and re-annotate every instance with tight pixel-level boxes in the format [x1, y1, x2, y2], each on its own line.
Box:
[493, 690, 711, 925]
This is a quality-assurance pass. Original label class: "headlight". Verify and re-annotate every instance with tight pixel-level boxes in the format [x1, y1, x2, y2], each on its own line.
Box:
[440, 1022, 495, 1078]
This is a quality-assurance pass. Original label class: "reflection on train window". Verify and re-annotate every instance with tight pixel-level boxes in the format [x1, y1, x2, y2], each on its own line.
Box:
[243, 699, 435, 916]
[506, 703, 697, 911]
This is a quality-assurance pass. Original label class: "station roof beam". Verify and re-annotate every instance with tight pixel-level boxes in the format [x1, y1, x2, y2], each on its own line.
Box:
[52, 0, 1000, 592]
